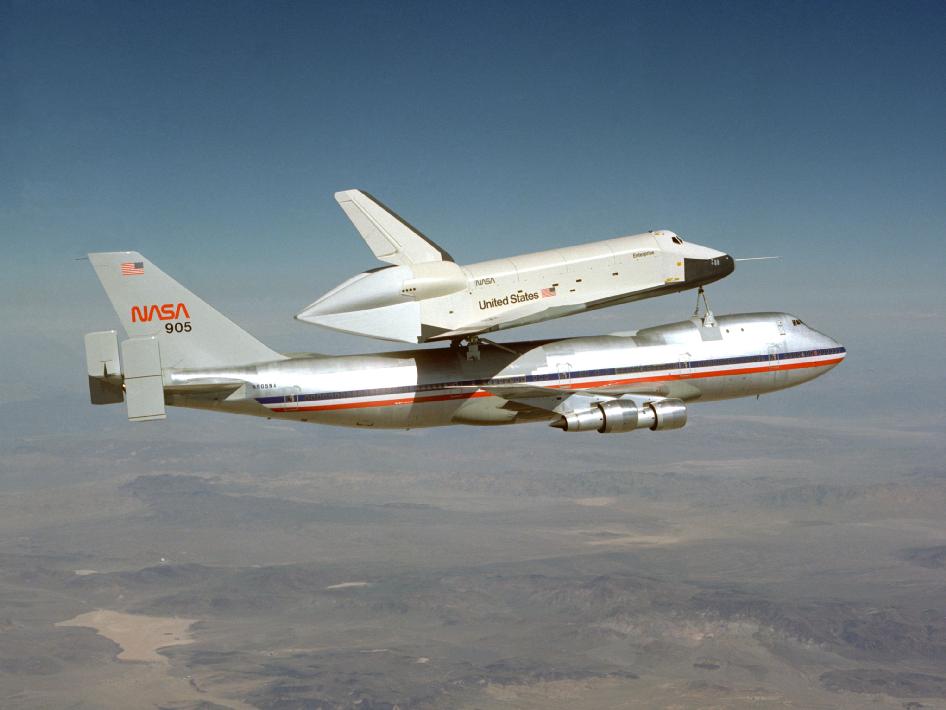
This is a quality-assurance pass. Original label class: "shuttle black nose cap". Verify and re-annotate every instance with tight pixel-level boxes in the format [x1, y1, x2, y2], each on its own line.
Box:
[684, 254, 734, 287]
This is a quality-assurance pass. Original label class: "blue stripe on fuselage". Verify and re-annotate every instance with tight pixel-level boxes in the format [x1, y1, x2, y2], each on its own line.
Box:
[254, 347, 846, 406]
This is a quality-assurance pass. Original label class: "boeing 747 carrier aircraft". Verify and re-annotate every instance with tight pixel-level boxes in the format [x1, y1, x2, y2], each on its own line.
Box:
[84, 252, 845, 433]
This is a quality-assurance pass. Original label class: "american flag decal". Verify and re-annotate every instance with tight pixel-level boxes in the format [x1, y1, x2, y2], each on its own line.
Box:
[121, 261, 144, 276]
[541, 287, 556, 298]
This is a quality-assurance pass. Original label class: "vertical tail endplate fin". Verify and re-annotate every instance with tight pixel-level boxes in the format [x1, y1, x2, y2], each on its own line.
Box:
[334, 189, 453, 266]
[121, 336, 166, 421]
[88, 252, 285, 369]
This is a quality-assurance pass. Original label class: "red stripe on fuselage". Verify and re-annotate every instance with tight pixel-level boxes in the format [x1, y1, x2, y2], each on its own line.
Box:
[558, 356, 845, 391]
[268, 356, 844, 414]
[271, 391, 490, 413]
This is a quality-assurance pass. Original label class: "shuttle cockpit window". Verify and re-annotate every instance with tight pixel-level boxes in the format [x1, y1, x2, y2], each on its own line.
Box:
[671, 236, 683, 245]
[791, 318, 803, 326]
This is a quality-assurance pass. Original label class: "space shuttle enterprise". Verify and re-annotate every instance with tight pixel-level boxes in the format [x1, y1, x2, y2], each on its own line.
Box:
[296, 190, 735, 344]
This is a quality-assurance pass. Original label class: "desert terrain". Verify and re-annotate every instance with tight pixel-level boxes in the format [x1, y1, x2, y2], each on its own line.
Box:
[1, 397, 944, 709]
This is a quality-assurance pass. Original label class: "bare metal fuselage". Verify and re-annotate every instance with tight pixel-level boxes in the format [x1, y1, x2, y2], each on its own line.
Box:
[165, 312, 845, 430]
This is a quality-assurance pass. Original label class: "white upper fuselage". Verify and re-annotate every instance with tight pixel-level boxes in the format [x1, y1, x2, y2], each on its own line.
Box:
[166, 313, 845, 430]
[297, 229, 734, 343]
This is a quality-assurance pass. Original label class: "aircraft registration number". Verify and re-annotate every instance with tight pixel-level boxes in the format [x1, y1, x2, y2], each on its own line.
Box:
[164, 322, 192, 334]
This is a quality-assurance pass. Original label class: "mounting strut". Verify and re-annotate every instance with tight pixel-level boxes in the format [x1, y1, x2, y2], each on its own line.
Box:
[452, 335, 517, 360]
[692, 286, 717, 327]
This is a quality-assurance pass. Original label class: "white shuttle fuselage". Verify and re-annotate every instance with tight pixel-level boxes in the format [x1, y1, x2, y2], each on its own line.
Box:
[296, 191, 735, 343]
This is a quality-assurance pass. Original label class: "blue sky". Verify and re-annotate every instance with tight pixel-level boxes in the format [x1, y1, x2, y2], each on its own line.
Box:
[3, 0, 945, 426]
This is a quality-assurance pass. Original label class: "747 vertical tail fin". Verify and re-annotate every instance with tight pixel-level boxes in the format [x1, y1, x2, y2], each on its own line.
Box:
[88, 252, 285, 369]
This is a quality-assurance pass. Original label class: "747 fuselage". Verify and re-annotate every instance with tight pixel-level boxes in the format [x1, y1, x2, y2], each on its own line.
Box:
[163, 312, 844, 432]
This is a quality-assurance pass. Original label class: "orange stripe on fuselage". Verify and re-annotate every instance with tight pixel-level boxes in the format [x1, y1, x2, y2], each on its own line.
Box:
[558, 356, 844, 391]
[269, 356, 844, 414]
[273, 391, 491, 412]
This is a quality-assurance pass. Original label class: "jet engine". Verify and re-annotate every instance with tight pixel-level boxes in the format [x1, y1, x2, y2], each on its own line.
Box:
[551, 398, 687, 433]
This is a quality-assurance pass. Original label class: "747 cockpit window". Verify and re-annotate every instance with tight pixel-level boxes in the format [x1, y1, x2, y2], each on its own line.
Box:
[791, 319, 803, 326]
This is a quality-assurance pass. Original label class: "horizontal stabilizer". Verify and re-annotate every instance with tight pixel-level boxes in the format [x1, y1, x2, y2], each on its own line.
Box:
[85, 330, 123, 404]
[335, 190, 452, 266]
[164, 381, 244, 402]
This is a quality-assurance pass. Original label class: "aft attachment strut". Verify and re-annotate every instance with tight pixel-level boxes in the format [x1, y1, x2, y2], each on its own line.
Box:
[452, 335, 517, 360]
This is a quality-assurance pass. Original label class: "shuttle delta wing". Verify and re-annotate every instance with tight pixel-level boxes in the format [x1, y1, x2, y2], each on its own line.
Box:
[335, 190, 453, 266]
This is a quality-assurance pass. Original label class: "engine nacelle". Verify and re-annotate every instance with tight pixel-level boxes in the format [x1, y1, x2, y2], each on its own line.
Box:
[597, 400, 641, 433]
[556, 407, 606, 432]
[552, 398, 687, 433]
[649, 398, 687, 430]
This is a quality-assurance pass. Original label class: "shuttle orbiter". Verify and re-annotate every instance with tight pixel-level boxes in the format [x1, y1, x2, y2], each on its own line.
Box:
[296, 190, 735, 344]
